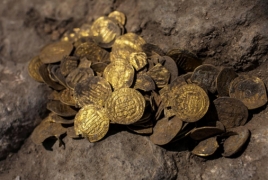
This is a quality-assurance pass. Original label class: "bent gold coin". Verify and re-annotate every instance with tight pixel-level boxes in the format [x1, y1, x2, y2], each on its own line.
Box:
[74, 104, 110, 142]
[47, 100, 77, 117]
[191, 137, 219, 157]
[90, 16, 123, 48]
[213, 97, 248, 129]
[74, 76, 112, 107]
[105, 88, 145, 124]
[147, 63, 170, 88]
[149, 116, 183, 145]
[39, 41, 73, 64]
[133, 73, 155, 92]
[189, 125, 225, 141]
[108, 11, 126, 26]
[28, 56, 44, 82]
[216, 67, 238, 96]
[103, 61, 134, 89]
[171, 84, 209, 123]
[222, 126, 250, 157]
[229, 75, 267, 109]
[191, 64, 220, 93]
[60, 56, 79, 76]
[129, 52, 147, 71]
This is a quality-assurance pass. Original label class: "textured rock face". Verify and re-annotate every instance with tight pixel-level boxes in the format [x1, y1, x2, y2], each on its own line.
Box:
[1, 0, 268, 179]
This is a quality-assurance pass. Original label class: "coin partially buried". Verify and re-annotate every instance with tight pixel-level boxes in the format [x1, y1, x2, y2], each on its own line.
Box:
[191, 137, 219, 157]
[229, 75, 267, 109]
[74, 104, 110, 142]
[39, 41, 73, 64]
[105, 88, 145, 125]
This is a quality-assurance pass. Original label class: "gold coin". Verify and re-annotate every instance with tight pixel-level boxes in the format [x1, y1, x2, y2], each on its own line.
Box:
[229, 75, 267, 109]
[108, 11, 126, 26]
[191, 64, 220, 93]
[47, 100, 77, 117]
[59, 88, 76, 106]
[28, 56, 44, 82]
[191, 137, 219, 157]
[147, 63, 170, 88]
[74, 104, 110, 142]
[65, 67, 94, 90]
[162, 56, 179, 83]
[74, 76, 112, 107]
[129, 52, 147, 71]
[90, 16, 123, 48]
[103, 61, 134, 89]
[216, 67, 238, 96]
[105, 88, 145, 124]
[133, 73, 155, 92]
[39, 41, 73, 64]
[49, 64, 68, 88]
[171, 84, 209, 123]
[189, 125, 225, 141]
[60, 56, 79, 76]
[91, 62, 108, 76]
[141, 43, 165, 57]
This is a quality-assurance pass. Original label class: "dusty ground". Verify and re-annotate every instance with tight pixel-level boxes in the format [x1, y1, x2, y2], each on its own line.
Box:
[0, 0, 268, 179]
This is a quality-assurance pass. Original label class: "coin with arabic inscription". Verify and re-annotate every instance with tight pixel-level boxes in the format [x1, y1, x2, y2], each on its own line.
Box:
[74, 104, 110, 142]
[229, 75, 267, 109]
[74, 76, 112, 107]
[105, 88, 145, 124]
[103, 61, 134, 89]
[171, 84, 209, 123]
[39, 41, 73, 64]
[28, 56, 44, 82]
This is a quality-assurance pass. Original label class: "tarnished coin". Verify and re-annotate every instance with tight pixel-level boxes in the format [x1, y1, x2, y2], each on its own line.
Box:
[105, 88, 145, 124]
[28, 56, 44, 82]
[47, 100, 77, 117]
[48, 90, 61, 101]
[169, 76, 187, 96]
[181, 72, 193, 84]
[142, 43, 165, 57]
[50, 113, 74, 124]
[222, 126, 250, 157]
[50, 65, 68, 87]
[74, 76, 112, 107]
[229, 75, 267, 109]
[216, 67, 238, 96]
[31, 115, 67, 145]
[90, 16, 123, 48]
[103, 61, 134, 89]
[188, 125, 225, 141]
[159, 85, 171, 108]
[59, 88, 76, 106]
[162, 56, 179, 83]
[78, 57, 92, 69]
[147, 63, 170, 88]
[65, 67, 94, 90]
[47, 64, 59, 82]
[108, 11, 126, 26]
[74, 42, 109, 62]
[171, 84, 209, 123]
[60, 56, 79, 76]
[150, 116, 183, 145]
[74, 104, 109, 142]
[39, 41, 73, 64]
[191, 64, 220, 93]
[127, 125, 153, 135]
[191, 137, 219, 157]
[213, 97, 248, 129]
[167, 49, 202, 73]
[91, 62, 108, 76]
[129, 52, 147, 71]
[133, 73, 155, 92]
[39, 64, 65, 90]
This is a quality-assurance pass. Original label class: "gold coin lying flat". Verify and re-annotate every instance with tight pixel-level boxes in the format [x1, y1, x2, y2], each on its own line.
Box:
[39, 41, 73, 64]
[108, 11, 126, 26]
[171, 84, 209, 123]
[105, 88, 145, 124]
[90, 16, 123, 48]
[103, 61, 134, 89]
[74, 104, 109, 142]
[28, 56, 44, 82]
[229, 75, 267, 109]
[74, 76, 112, 107]
[192, 137, 219, 157]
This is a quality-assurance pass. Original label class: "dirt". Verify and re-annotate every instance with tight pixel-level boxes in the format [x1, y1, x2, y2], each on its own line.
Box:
[0, 0, 268, 179]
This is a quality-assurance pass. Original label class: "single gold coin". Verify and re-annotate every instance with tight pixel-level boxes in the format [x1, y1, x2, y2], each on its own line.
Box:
[129, 52, 147, 71]
[147, 63, 170, 88]
[90, 16, 123, 48]
[108, 11, 126, 26]
[229, 75, 267, 109]
[191, 137, 219, 157]
[74, 104, 110, 142]
[189, 125, 225, 141]
[105, 88, 145, 124]
[39, 41, 73, 64]
[47, 100, 77, 117]
[28, 56, 44, 82]
[59, 88, 76, 106]
[171, 84, 209, 123]
[103, 61, 134, 89]
[74, 76, 112, 107]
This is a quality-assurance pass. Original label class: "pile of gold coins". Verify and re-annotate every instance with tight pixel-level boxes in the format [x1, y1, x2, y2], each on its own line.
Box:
[28, 11, 267, 158]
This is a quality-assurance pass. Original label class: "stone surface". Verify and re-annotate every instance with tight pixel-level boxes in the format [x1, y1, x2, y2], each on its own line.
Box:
[0, 0, 268, 179]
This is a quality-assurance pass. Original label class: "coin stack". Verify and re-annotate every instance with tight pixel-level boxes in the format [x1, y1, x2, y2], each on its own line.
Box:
[28, 11, 267, 158]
